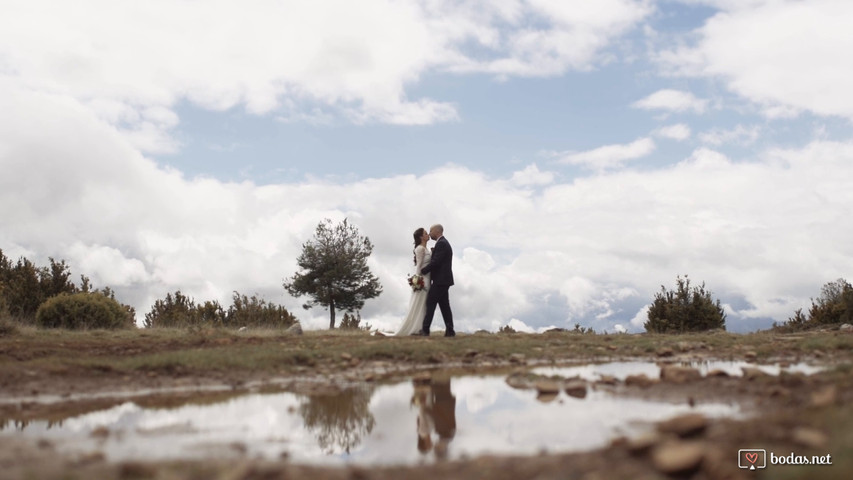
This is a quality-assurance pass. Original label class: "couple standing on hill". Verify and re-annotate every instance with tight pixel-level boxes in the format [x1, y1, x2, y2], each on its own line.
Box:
[396, 224, 454, 337]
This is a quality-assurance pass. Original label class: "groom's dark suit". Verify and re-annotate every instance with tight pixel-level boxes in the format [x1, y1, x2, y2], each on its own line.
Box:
[420, 236, 454, 336]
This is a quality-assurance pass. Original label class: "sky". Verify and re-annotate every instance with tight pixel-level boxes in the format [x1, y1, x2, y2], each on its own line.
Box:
[2, 0, 852, 333]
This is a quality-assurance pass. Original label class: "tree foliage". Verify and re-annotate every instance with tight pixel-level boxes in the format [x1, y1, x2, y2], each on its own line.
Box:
[299, 386, 376, 454]
[284, 218, 382, 329]
[143, 290, 297, 329]
[644, 275, 726, 333]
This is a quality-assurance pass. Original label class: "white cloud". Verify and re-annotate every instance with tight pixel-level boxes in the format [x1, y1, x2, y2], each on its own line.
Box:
[558, 138, 656, 170]
[659, 0, 853, 119]
[654, 123, 691, 141]
[0, 0, 651, 147]
[699, 124, 761, 146]
[629, 306, 649, 330]
[510, 164, 555, 186]
[632, 89, 708, 113]
[507, 318, 536, 333]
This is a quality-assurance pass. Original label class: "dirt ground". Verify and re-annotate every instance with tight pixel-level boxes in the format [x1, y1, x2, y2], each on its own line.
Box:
[1, 327, 852, 479]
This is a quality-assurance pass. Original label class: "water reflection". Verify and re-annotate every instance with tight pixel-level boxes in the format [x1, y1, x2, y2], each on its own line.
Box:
[1, 370, 743, 466]
[300, 386, 376, 454]
[412, 376, 456, 459]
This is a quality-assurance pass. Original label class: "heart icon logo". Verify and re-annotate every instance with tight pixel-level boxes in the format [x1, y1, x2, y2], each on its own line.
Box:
[745, 452, 758, 464]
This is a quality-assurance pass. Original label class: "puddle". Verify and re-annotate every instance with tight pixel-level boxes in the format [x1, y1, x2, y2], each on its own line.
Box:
[531, 360, 823, 381]
[0, 369, 744, 466]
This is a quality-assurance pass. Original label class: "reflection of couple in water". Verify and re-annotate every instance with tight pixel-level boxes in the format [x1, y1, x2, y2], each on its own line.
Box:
[411, 377, 456, 459]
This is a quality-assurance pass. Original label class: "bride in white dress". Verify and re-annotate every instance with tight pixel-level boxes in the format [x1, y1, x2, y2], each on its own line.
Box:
[396, 227, 431, 336]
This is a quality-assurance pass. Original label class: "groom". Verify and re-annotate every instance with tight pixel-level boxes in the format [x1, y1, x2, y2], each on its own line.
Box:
[416, 224, 455, 337]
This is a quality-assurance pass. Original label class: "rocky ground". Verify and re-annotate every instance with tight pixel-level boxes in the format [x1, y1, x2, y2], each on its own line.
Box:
[1, 327, 851, 479]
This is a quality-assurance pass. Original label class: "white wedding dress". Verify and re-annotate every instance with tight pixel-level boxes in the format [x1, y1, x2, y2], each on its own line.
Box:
[396, 245, 431, 336]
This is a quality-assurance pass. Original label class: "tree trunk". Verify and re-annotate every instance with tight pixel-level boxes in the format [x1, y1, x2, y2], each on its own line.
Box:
[329, 298, 336, 329]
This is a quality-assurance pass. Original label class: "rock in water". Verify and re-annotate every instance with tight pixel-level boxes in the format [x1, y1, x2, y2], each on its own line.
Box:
[659, 365, 701, 383]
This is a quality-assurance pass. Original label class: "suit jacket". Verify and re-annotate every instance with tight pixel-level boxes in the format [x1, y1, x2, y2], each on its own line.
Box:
[421, 236, 454, 286]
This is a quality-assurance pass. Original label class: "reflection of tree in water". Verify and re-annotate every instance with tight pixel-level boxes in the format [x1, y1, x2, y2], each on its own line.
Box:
[299, 386, 376, 454]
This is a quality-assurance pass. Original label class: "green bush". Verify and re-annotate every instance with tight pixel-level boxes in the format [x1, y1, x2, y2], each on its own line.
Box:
[144, 290, 298, 329]
[776, 278, 853, 332]
[498, 324, 517, 334]
[644, 275, 726, 333]
[36, 292, 135, 330]
[339, 312, 370, 331]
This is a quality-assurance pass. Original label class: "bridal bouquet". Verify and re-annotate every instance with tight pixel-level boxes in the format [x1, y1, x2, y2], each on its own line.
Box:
[407, 274, 426, 292]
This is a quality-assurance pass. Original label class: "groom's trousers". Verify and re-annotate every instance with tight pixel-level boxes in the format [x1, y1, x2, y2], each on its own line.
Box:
[423, 285, 453, 334]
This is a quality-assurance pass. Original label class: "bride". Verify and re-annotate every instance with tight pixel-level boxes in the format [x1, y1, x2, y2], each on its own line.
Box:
[396, 227, 431, 336]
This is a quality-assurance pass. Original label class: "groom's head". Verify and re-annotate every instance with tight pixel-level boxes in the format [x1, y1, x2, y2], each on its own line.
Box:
[429, 224, 444, 240]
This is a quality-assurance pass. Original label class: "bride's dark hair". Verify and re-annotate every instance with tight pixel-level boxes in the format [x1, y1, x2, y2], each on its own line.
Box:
[412, 227, 425, 265]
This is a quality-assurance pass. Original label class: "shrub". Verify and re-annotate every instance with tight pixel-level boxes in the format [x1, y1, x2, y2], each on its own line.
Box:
[808, 278, 853, 326]
[226, 292, 297, 329]
[644, 275, 726, 333]
[143, 291, 201, 328]
[776, 278, 853, 331]
[144, 290, 298, 329]
[35, 292, 135, 330]
[498, 324, 516, 334]
[339, 312, 371, 331]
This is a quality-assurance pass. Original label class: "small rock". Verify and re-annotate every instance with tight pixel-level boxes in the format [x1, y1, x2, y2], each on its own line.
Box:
[811, 386, 837, 407]
[505, 372, 532, 390]
[286, 322, 303, 335]
[597, 374, 618, 385]
[656, 347, 674, 358]
[509, 353, 526, 364]
[340, 352, 352, 361]
[565, 379, 588, 398]
[659, 365, 701, 383]
[237, 326, 247, 332]
[651, 441, 705, 475]
[607, 345, 618, 351]
[626, 432, 661, 454]
[706, 368, 730, 377]
[792, 427, 828, 448]
[744, 351, 757, 361]
[741, 367, 769, 380]
[535, 380, 561, 395]
[657, 413, 708, 438]
[625, 374, 656, 388]
[839, 323, 853, 332]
